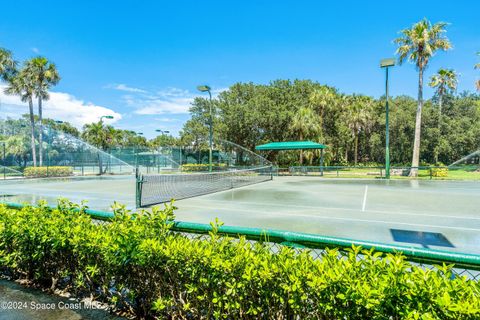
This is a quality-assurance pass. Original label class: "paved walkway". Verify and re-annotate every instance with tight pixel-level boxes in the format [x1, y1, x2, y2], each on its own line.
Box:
[0, 280, 122, 320]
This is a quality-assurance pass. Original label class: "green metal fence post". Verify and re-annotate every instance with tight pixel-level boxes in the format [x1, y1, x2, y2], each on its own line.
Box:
[135, 167, 143, 208]
[320, 149, 324, 176]
[2, 142, 5, 180]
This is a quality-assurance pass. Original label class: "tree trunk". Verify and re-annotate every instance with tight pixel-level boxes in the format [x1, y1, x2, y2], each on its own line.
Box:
[38, 96, 43, 166]
[435, 94, 443, 164]
[28, 98, 37, 167]
[98, 153, 103, 175]
[354, 134, 358, 166]
[410, 67, 424, 177]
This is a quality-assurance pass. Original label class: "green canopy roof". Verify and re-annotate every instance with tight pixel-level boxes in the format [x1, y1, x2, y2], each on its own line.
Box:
[255, 141, 327, 151]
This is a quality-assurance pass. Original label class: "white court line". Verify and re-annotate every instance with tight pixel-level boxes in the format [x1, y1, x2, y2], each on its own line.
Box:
[362, 185, 368, 212]
[184, 197, 480, 221]
[176, 202, 480, 232]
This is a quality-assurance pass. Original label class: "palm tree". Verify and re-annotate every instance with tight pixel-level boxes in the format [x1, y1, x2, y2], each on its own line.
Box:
[290, 106, 321, 165]
[429, 68, 458, 117]
[0, 48, 17, 81]
[25, 57, 60, 166]
[82, 121, 110, 174]
[475, 52, 480, 91]
[394, 18, 452, 176]
[344, 95, 375, 165]
[4, 71, 37, 166]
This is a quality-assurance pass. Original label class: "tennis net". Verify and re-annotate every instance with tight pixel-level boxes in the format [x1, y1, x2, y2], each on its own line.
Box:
[137, 166, 273, 207]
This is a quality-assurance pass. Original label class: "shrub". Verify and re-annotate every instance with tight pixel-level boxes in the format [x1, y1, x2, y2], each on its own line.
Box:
[432, 167, 449, 178]
[23, 166, 73, 178]
[1, 202, 480, 319]
[181, 163, 227, 172]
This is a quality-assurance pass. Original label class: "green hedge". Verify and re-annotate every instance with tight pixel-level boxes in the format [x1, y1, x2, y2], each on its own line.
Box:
[181, 163, 227, 172]
[1, 202, 480, 319]
[23, 166, 73, 178]
[432, 167, 449, 178]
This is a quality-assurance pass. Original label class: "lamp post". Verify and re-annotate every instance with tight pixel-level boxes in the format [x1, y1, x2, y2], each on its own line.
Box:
[155, 130, 170, 171]
[197, 85, 213, 172]
[100, 115, 114, 123]
[380, 58, 395, 179]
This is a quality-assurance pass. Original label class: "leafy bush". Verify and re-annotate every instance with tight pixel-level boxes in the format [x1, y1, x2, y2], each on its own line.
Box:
[23, 166, 73, 178]
[181, 163, 227, 172]
[432, 167, 449, 178]
[1, 202, 480, 319]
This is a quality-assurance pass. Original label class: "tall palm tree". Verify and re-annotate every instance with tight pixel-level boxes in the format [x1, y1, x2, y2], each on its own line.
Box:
[344, 95, 375, 165]
[475, 52, 480, 91]
[82, 121, 111, 174]
[290, 106, 321, 165]
[394, 18, 452, 176]
[25, 57, 60, 166]
[0, 48, 17, 81]
[4, 71, 37, 166]
[429, 69, 457, 164]
[429, 68, 458, 117]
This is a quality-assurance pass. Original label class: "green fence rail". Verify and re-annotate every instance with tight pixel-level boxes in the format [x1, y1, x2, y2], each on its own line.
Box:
[3, 201, 480, 274]
[287, 165, 480, 179]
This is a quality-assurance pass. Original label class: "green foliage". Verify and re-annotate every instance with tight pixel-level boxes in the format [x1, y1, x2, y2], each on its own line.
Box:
[432, 167, 449, 177]
[24, 166, 73, 178]
[1, 202, 480, 319]
[181, 163, 227, 172]
[181, 80, 480, 167]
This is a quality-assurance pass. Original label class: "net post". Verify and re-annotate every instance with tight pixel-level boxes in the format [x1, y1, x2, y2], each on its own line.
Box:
[135, 167, 143, 208]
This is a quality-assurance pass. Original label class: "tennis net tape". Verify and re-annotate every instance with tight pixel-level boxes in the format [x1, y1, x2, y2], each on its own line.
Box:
[137, 166, 273, 207]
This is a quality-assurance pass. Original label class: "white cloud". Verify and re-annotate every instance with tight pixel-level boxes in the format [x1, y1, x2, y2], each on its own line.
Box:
[154, 117, 178, 122]
[0, 85, 121, 128]
[31, 47, 39, 54]
[106, 83, 147, 93]
[133, 97, 193, 115]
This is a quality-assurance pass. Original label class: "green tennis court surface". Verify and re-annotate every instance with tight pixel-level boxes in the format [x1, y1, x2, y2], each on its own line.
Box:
[172, 177, 480, 254]
[0, 175, 136, 210]
[1, 176, 480, 254]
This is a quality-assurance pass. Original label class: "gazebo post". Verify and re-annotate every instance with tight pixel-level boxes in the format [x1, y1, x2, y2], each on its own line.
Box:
[320, 149, 324, 176]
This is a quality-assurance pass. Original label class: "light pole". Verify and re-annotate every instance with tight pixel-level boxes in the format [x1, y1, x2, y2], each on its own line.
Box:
[380, 58, 395, 179]
[100, 115, 114, 123]
[46, 120, 64, 172]
[155, 129, 170, 171]
[197, 85, 213, 172]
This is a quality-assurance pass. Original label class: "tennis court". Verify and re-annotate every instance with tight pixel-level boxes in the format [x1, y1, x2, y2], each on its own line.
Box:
[172, 177, 480, 254]
[0, 175, 136, 210]
[1, 175, 480, 254]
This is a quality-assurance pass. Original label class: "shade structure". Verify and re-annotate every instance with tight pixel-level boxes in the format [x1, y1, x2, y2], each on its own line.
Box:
[255, 141, 327, 151]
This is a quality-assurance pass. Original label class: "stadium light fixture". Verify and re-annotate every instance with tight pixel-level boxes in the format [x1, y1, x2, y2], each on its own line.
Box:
[380, 58, 395, 179]
[197, 84, 213, 172]
[100, 115, 114, 123]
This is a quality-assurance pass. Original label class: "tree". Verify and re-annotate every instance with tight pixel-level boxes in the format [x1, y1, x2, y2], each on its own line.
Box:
[429, 68, 458, 163]
[394, 18, 452, 176]
[24, 57, 60, 166]
[0, 48, 16, 81]
[290, 106, 321, 165]
[82, 121, 109, 174]
[429, 68, 458, 117]
[4, 70, 37, 166]
[344, 95, 375, 165]
[475, 52, 480, 91]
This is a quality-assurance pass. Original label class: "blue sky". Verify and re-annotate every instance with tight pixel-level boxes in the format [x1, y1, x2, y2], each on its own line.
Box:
[0, 0, 478, 138]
